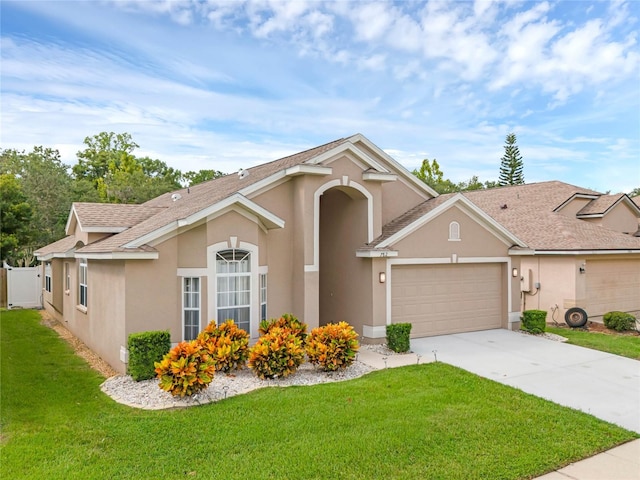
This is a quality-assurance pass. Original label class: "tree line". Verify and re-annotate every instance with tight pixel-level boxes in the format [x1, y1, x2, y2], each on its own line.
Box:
[1, 132, 225, 265]
[412, 132, 524, 194]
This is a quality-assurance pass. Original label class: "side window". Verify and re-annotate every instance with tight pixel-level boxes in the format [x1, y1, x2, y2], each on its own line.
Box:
[259, 273, 267, 322]
[183, 277, 200, 341]
[78, 259, 88, 308]
[44, 262, 52, 293]
[64, 263, 71, 292]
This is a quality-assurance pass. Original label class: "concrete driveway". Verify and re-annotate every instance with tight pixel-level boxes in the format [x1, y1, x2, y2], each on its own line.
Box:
[410, 329, 640, 433]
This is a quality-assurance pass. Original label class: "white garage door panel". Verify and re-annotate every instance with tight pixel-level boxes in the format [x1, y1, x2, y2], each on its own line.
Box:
[392, 264, 503, 337]
[586, 259, 640, 316]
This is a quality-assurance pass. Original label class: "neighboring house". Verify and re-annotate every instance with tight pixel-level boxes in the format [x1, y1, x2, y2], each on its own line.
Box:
[35, 134, 640, 374]
[462, 183, 640, 323]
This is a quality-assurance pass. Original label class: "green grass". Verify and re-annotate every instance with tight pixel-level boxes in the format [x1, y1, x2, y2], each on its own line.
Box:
[547, 326, 640, 360]
[1, 309, 637, 480]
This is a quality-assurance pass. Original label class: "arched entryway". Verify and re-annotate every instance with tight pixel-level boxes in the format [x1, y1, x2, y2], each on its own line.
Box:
[318, 186, 371, 329]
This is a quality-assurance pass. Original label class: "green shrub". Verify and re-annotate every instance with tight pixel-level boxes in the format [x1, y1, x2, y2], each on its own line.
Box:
[259, 313, 308, 344]
[127, 330, 171, 381]
[386, 323, 412, 352]
[154, 340, 216, 397]
[248, 327, 305, 379]
[603, 311, 636, 332]
[522, 310, 547, 334]
[306, 322, 359, 371]
[197, 320, 249, 373]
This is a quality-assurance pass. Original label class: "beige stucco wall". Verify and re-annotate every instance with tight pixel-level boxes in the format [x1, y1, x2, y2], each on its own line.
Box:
[381, 179, 430, 225]
[582, 202, 639, 234]
[319, 188, 372, 335]
[557, 197, 592, 217]
[520, 256, 582, 323]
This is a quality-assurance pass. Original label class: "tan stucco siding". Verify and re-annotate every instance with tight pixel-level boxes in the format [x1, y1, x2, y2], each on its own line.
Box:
[319, 188, 372, 335]
[81, 260, 126, 373]
[126, 239, 180, 343]
[392, 206, 510, 259]
[584, 202, 639, 234]
[557, 197, 592, 217]
[381, 179, 429, 226]
[520, 256, 581, 322]
[178, 223, 206, 267]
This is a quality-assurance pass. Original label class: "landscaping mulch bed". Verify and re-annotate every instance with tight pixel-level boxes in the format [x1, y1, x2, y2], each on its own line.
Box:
[553, 320, 639, 337]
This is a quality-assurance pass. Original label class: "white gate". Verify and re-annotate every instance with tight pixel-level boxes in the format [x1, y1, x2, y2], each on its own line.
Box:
[4, 262, 42, 309]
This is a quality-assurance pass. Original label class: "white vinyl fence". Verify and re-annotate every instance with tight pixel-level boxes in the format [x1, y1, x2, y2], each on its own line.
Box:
[3, 262, 42, 309]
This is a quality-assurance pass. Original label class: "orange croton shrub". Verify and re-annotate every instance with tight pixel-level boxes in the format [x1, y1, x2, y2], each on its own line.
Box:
[248, 327, 305, 379]
[154, 340, 216, 397]
[306, 321, 359, 372]
[197, 320, 249, 373]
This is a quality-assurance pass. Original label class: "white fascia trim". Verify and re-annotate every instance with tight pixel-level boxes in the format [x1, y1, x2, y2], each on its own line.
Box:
[390, 257, 452, 265]
[74, 251, 159, 260]
[554, 193, 600, 212]
[65, 205, 79, 235]
[534, 249, 640, 255]
[347, 133, 440, 199]
[508, 247, 536, 256]
[285, 165, 332, 176]
[177, 193, 285, 230]
[306, 142, 389, 174]
[377, 194, 526, 249]
[576, 213, 604, 219]
[239, 170, 288, 198]
[362, 171, 397, 182]
[36, 250, 76, 261]
[356, 250, 399, 258]
[125, 194, 285, 248]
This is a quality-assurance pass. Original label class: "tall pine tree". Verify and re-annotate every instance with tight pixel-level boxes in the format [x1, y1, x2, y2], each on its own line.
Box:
[498, 133, 524, 186]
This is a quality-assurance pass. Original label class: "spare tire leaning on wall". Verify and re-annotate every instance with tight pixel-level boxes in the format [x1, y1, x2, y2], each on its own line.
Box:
[565, 307, 588, 328]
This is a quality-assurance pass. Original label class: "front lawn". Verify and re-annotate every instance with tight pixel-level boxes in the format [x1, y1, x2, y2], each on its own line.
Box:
[1, 309, 636, 479]
[547, 326, 640, 360]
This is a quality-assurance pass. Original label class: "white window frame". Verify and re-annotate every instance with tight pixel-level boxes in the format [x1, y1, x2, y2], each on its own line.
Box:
[182, 277, 201, 341]
[259, 272, 267, 322]
[44, 262, 52, 293]
[216, 249, 251, 333]
[64, 262, 71, 294]
[449, 221, 461, 241]
[78, 259, 88, 308]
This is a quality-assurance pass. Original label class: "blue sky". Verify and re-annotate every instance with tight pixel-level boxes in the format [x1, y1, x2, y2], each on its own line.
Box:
[1, 0, 638, 193]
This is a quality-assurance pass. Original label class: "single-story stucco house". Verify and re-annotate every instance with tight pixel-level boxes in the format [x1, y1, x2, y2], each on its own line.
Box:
[35, 134, 640, 373]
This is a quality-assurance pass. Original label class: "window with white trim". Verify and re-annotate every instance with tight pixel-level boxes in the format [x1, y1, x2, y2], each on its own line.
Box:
[183, 277, 200, 341]
[259, 273, 267, 322]
[78, 259, 88, 307]
[216, 249, 250, 332]
[44, 262, 52, 293]
[64, 263, 70, 292]
[449, 221, 461, 241]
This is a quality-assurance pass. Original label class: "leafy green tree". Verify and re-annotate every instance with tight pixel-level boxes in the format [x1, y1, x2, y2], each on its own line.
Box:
[629, 187, 640, 197]
[183, 169, 226, 186]
[412, 159, 459, 194]
[74, 132, 139, 186]
[0, 147, 72, 249]
[498, 133, 524, 186]
[0, 174, 33, 263]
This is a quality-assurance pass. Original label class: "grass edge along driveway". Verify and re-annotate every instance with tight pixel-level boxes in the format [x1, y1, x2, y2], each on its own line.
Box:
[546, 325, 640, 360]
[1, 309, 637, 480]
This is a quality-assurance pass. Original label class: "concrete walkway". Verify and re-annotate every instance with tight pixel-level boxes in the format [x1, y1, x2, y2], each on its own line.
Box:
[357, 332, 640, 480]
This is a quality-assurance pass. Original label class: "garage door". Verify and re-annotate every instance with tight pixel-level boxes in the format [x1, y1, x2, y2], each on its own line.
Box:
[391, 263, 503, 337]
[586, 259, 640, 317]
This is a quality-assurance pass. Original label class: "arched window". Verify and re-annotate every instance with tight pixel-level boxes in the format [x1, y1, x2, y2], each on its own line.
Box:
[449, 221, 461, 241]
[216, 249, 251, 332]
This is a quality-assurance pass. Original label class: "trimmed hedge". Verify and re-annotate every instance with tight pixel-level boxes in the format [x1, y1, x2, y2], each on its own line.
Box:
[603, 311, 636, 332]
[128, 330, 171, 381]
[386, 323, 412, 353]
[522, 310, 547, 334]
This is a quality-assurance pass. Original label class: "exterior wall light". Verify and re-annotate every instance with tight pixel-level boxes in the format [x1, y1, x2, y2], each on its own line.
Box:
[512, 267, 518, 278]
[379, 272, 386, 283]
